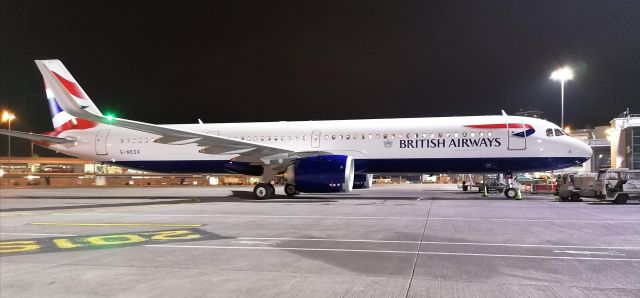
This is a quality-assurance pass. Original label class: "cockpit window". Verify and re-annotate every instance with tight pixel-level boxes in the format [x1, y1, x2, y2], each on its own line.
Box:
[546, 128, 554, 137]
[554, 129, 565, 136]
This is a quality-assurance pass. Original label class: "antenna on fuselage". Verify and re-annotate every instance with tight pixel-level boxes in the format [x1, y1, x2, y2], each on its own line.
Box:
[198, 119, 203, 125]
[501, 110, 508, 117]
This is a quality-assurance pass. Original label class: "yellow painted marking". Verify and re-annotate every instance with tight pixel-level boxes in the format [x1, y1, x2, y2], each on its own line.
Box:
[31, 222, 203, 227]
[0, 240, 41, 253]
[86, 234, 146, 245]
[53, 238, 82, 249]
[150, 230, 202, 241]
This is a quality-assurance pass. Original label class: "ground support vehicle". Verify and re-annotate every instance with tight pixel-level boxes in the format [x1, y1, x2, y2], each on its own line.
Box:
[556, 169, 640, 204]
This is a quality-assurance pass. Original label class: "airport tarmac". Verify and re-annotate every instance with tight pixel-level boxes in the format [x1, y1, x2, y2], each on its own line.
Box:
[1, 184, 639, 298]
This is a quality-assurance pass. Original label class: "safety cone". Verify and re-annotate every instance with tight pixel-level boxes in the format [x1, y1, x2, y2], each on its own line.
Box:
[482, 186, 488, 197]
[515, 188, 522, 200]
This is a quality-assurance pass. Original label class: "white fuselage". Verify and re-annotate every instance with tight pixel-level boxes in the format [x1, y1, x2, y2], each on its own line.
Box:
[47, 115, 592, 174]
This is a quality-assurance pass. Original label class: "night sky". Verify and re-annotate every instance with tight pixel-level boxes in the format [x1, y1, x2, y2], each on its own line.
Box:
[1, 1, 639, 156]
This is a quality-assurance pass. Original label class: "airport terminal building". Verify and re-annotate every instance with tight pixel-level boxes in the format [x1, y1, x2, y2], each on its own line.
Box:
[609, 113, 640, 170]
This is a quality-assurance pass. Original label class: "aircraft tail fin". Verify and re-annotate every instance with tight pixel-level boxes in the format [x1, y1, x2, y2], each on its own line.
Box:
[35, 60, 101, 132]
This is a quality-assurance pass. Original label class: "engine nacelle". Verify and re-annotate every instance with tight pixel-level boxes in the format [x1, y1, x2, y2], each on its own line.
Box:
[285, 155, 355, 193]
[353, 174, 373, 189]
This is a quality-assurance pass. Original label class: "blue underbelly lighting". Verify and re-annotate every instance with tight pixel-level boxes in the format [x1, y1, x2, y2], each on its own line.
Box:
[112, 157, 589, 175]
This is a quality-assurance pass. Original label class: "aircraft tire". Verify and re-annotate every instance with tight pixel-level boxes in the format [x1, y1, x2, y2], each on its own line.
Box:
[253, 183, 274, 200]
[504, 188, 517, 199]
[284, 184, 298, 196]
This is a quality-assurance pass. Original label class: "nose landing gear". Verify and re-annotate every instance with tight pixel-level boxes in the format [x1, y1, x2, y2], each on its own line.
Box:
[504, 188, 518, 199]
[503, 172, 521, 200]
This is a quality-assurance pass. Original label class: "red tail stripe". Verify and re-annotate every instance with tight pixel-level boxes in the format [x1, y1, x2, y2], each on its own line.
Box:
[51, 71, 88, 99]
[465, 123, 533, 129]
[45, 118, 98, 136]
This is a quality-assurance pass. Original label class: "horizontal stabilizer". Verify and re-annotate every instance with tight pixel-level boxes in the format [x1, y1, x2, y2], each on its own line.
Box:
[0, 129, 75, 144]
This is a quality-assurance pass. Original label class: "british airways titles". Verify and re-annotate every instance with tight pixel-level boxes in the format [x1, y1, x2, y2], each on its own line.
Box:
[399, 137, 502, 149]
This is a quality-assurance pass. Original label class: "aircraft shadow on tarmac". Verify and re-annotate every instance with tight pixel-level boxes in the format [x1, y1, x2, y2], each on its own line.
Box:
[0, 191, 562, 212]
[0, 197, 206, 212]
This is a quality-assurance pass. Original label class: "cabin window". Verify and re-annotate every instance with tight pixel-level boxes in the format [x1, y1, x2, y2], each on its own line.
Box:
[391, 134, 395, 139]
[303, 135, 307, 141]
[438, 133, 443, 138]
[369, 134, 373, 139]
[332, 135, 336, 140]
[274, 136, 278, 141]
[376, 134, 380, 139]
[422, 133, 426, 138]
[487, 132, 492, 137]
[462, 132, 467, 137]
[470, 132, 475, 137]
[446, 132, 451, 138]
[454, 132, 459, 138]
[383, 134, 388, 139]
[346, 135, 351, 140]
[479, 132, 484, 137]
[325, 135, 329, 140]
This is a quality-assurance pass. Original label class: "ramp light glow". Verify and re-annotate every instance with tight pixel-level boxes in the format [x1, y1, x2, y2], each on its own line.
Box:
[1, 111, 16, 122]
[550, 66, 574, 82]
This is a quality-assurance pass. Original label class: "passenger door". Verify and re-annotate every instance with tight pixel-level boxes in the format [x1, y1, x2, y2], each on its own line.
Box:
[95, 129, 110, 155]
[311, 130, 321, 148]
[507, 117, 527, 150]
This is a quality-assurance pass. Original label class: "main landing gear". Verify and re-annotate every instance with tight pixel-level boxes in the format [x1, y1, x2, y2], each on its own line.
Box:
[253, 183, 300, 199]
[284, 183, 299, 197]
[253, 183, 275, 200]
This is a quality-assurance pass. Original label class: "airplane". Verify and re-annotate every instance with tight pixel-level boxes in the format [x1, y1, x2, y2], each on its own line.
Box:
[0, 59, 593, 199]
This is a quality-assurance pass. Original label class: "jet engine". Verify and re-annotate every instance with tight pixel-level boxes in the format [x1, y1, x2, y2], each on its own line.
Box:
[285, 155, 354, 193]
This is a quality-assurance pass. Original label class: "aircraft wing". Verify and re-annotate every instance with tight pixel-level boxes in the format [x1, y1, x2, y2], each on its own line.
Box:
[37, 60, 311, 164]
[0, 129, 75, 144]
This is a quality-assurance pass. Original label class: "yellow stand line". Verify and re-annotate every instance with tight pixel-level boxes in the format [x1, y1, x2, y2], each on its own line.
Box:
[30, 222, 202, 227]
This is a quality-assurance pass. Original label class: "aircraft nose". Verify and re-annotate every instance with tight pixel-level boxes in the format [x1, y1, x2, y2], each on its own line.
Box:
[573, 138, 593, 160]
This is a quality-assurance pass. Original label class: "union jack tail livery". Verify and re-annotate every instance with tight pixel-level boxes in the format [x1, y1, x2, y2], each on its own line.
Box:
[36, 60, 101, 133]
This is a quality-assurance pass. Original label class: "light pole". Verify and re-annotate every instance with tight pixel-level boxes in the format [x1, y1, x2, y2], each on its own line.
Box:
[2, 111, 16, 174]
[550, 66, 574, 129]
